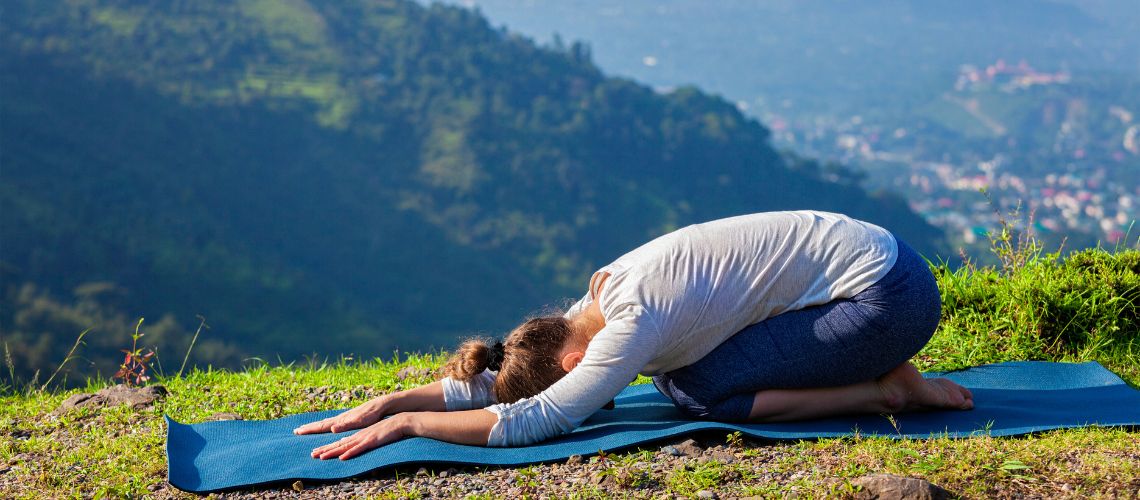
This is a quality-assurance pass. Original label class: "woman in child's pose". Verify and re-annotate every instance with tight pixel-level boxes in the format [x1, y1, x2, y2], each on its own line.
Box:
[296, 211, 973, 459]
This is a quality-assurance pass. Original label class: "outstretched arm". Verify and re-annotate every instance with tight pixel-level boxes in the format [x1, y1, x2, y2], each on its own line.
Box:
[293, 380, 447, 435]
[309, 408, 497, 460]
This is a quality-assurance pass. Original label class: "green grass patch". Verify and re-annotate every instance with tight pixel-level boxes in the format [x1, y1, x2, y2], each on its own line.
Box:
[924, 248, 1140, 384]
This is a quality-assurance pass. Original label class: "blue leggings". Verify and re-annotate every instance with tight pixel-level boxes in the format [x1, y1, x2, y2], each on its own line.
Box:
[652, 239, 941, 421]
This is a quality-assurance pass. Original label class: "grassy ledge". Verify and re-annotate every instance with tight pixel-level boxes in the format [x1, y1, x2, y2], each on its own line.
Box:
[1, 248, 1138, 498]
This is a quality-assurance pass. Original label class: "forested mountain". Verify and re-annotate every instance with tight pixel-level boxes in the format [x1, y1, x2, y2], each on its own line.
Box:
[0, 0, 941, 382]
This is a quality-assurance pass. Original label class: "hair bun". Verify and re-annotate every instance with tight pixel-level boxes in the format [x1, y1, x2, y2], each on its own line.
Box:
[444, 338, 500, 381]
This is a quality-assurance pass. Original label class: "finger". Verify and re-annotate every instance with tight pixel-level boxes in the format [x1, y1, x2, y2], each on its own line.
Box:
[339, 425, 406, 460]
[294, 417, 336, 435]
[314, 438, 353, 458]
[311, 436, 353, 458]
[338, 430, 392, 460]
[316, 438, 357, 460]
[338, 440, 375, 460]
[329, 416, 362, 433]
[959, 386, 975, 409]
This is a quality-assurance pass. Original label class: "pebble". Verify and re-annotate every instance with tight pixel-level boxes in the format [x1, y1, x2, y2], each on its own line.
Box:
[662, 445, 682, 456]
[206, 412, 243, 421]
[852, 473, 950, 500]
[674, 438, 704, 456]
[415, 467, 428, 477]
[591, 472, 613, 486]
[566, 454, 584, 464]
[710, 451, 735, 463]
[696, 490, 717, 499]
[291, 480, 304, 492]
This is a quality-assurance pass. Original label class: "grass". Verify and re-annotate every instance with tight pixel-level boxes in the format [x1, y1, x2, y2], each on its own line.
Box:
[0, 354, 444, 498]
[1, 243, 1137, 497]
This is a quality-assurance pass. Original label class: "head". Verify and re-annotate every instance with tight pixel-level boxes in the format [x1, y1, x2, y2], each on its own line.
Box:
[444, 315, 587, 404]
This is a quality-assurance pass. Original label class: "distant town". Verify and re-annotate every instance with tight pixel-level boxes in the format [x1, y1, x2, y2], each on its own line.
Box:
[753, 59, 1139, 255]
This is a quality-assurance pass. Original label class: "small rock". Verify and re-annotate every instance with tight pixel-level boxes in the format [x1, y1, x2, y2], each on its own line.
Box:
[206, 412, 243, 421]
[674, 438, 703, 456]
[853, 474, 951, 500]
[710, 451, 735, 463]
[566, 454, 584, 464]
[58, 384, 168, 411]
[696, 490, 717, 499]
[439, 470, 450, 478]
[416, 467, 429, 477]
[292, 480, 304, 492]
[1061, 483, 1073, 492]
[59, 393, 97, 409]
[662, 445, 682, 457]
[591, 472, 614, 486]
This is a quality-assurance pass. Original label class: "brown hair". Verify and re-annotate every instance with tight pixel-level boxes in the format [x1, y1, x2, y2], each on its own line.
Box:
[444, 316, 574, 404]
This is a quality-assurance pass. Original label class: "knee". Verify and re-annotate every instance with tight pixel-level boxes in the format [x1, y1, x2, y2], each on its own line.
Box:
[655, 376, 712, 419]
[654, 376, 747, 421]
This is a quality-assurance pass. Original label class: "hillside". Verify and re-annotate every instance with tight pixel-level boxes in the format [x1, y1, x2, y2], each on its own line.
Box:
[1, 0, 941, 381]
[1, 248, 1137, 497]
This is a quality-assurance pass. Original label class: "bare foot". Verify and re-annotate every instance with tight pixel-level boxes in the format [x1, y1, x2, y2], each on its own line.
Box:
[876, 362, 974, 412]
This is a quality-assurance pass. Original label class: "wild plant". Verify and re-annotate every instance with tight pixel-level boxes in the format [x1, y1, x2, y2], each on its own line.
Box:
[979, 189, 1057, 274]
[115, 318, 155, 386]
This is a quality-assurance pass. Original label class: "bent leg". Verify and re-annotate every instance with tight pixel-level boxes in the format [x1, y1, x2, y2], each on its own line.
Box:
[748, 361, 974, 422]
[654, 238, 946, 421]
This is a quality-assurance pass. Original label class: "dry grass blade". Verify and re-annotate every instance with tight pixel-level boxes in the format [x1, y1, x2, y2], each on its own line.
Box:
[40, 328, 91, 392]
[178, 315, 210, 378]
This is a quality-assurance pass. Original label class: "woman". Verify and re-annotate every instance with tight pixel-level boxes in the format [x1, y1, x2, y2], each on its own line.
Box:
[296, 211, 973, 459]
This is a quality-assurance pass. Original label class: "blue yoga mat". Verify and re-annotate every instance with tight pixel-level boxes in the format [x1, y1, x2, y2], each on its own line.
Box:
[167, 361, 1140, 493]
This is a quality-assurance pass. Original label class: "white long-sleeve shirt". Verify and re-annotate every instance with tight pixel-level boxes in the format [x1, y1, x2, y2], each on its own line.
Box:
[442, 211, 898, 446]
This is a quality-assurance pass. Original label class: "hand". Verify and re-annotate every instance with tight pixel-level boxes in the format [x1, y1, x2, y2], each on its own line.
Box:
[292, 397, 388, 435]
[309, 414, 412, 460]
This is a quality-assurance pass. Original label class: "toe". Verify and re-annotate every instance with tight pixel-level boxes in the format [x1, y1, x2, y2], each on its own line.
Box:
[931, 379, 966, 409]
[959, 386, 974, 409]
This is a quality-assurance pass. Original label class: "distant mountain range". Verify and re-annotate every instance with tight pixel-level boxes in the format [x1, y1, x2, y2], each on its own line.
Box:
[447, 0, 1139, 117]
[1, 0, 940, 381]
[446, 0, 1140, 254]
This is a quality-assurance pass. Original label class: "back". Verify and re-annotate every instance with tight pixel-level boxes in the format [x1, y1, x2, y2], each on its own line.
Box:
[596, 211, 898, 374]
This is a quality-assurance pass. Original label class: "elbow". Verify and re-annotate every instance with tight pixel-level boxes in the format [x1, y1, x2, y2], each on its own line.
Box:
[487, 416, 572, 447]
